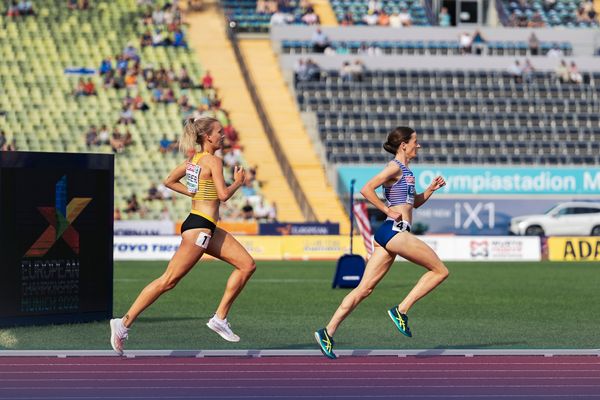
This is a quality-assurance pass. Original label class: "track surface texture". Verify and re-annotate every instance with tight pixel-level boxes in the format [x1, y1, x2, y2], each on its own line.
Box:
[1, 355, 600, 399]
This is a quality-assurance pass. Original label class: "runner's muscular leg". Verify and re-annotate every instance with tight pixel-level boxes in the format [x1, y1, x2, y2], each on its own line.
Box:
[206, 227, 256, 319]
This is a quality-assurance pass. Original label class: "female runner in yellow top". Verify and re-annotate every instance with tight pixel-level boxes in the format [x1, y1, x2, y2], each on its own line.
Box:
[110, 117, 256, 354]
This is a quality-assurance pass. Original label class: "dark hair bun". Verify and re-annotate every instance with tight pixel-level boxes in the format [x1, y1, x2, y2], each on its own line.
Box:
[383, 142, 396, 154]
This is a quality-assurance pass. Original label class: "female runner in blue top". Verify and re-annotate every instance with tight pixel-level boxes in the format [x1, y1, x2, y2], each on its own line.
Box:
[315, 126, 449, 359]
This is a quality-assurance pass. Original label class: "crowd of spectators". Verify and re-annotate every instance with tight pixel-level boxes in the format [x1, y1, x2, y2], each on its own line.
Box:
[506, 58, 584, 84]
[294, 58, 322, 82]
[506, 0, 597, 27]
[139, 2, 188, 48]
[264, 0, 321, 26]
[6, 1, 35, 17]
[0, 130, 17, 151]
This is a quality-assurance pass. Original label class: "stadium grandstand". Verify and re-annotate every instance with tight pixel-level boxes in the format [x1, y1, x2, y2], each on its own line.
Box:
[1, 0, 600, 398]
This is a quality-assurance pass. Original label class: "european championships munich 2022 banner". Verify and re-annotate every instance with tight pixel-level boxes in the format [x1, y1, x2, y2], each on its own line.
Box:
[0, 152, 114, 327]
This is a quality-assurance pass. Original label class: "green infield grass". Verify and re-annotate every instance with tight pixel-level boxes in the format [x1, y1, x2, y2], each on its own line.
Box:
[0, 260, 598, 350]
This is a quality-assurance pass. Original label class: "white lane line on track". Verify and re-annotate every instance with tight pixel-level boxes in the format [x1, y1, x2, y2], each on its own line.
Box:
[1, 369, 599, 374]
[2, 377, 600, 383]
[2, 395, 600, 399]
[2, 384, 600, 389]
[3, 362, 598, 367]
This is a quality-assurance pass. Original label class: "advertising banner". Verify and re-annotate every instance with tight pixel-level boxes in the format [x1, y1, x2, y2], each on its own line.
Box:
[114, 220, 175, 236]
[548, 237, 600, 261]
[412, 198, 561, 235]
[339, 166, 600, 196]
[398, 236, 541, 262]
[114, 236, 539, 261]
[1, 152, 113, 327]
[259, 222, 340, 235]
[114, 235, 366, 261]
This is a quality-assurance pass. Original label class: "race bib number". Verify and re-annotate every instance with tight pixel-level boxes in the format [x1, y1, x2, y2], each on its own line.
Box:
[195, 232, 211, 249]
[186, 162, 201, 193]
[392, 220, 411, 233]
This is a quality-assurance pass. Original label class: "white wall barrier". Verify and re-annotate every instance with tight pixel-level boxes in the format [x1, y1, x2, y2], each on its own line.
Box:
[400, 236, 541, 262]
[114, 236, 541, 261]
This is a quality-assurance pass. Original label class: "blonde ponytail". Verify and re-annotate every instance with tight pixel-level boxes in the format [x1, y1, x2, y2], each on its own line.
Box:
[179, 117, 219, 155]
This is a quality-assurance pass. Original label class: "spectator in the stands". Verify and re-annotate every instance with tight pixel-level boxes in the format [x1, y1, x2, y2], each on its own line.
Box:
[301, 7, 320, 25]
[97, 124, 110, 145]
[340, 61, 353, 82]
[240, 200, 254, 220]
[123, 43, 140, 63]
[113, 70, 126, 89]
[555, 60, 570, 83]
[528, 11, 545, 27]
[377, 10, 390, 26]
[311, 28, 329, 53]
[84, 78, 97, 95]
[547, 43, 563, 57]
[114, 207, 122, 221]
[222, 124, 238, 146]
[118, 105, 135, 125]
[459, 32, 472, 54]
[17, 0, 35, 15]
[85, 126, 98, 148]
[159, 134, 172, 154]
[507, 59, 523, 83]
[173, 29, 188, 48]
[4, 139, 17, 151]
[528, 32, 540, 56]
[145, 183, 163, 201]
[202, 70, 214, 89]
[73, 78, 87, 97]
[133, 92, 149, 111]
[223, 144, 242, 168]
[99, 57, 113, 75]
[0, 130, 7, 150]
[306, 59, 321, 81]
[256, 0, 278, 13]
[471, 30, 487, 55]
[367, 0, 382, 12]
[124, 194, 140, 214]
[341, 11, 355, 25]
[241, 180, 257, 198]
[141, 30, 153, 47]
[569, 61, 583, 84]
[7, 2, 19, 17]
[254, 199, 277, 222]
[350, 60, 366, 81]
[522, 59, 535, 83]
[389, 12, 402, 27]
[438, 7, 451, 26]
[363, 10, 378, 26]
[398, 8, 412, 26]
[152, 29, 169, 46]
[178, 67, 193, 89]
[123, 130, 133, 147]
[270, 10, 293, 25]
[110, 127, 125, 153]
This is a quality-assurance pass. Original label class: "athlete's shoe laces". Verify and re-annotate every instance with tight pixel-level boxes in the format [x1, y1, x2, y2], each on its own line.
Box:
[207, 315, 240, 342]
[387, 307, 412, 338]
[314, 328, 337, 359]
[109, 318, 129, 356]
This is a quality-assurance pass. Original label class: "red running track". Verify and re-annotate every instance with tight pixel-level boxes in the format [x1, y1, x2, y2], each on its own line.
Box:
[1, 355, 600, 399]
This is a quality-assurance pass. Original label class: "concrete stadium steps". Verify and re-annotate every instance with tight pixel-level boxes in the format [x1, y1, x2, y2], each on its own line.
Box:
[311, 0, 339, 26]
[187, 4, 303, 222]
[239, 39, 349, 233]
